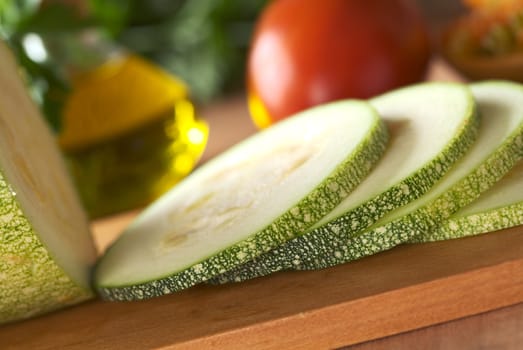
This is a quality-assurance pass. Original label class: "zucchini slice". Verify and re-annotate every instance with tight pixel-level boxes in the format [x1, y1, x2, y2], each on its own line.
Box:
[0, 42, 96, 324]
[211, 82, 479, 283]
[95, 99, 388, 300]
[298, 81, 523, 269]
[415, 88, 523, 242]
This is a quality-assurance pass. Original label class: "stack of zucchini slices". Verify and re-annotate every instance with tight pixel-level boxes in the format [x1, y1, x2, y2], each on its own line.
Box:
[95, 81, 523, 300]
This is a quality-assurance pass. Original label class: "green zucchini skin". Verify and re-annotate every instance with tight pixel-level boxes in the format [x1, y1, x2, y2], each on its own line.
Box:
[211, 82, 480, 283]
[408, 81, 523, 243]
[222, 81, 523, 276]
[0, 172, 93, 324]
[0, 41, 95, 324]
[425, 202, 523, 241]
[96, 102, 389, 301]
[299, 81, 523, 269]
[309, 126, 523, 267]
[417, 152, 523, 241]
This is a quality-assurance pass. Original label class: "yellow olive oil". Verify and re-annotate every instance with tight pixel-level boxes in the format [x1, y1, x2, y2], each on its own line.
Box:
[58, 54, 208, 217]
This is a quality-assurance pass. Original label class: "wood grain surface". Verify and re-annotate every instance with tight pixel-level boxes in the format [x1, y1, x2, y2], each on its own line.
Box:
[344, 301, 523, 350]
[1, 224, 522, 349]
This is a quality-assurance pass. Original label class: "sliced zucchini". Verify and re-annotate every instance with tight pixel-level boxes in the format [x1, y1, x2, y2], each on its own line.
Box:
[211, 82, 479, 284]
[416, 96, 523, 241]
[95, 99, 388, 300]
[420, 160, 523, 241]
[0, 42, 96, 324]
[298, 81, 523, 269]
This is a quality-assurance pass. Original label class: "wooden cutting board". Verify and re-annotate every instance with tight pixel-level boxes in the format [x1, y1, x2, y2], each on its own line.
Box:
[1, 222, 522, 350]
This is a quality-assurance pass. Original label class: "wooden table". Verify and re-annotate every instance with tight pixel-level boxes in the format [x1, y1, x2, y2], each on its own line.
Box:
[1, 59, 523, 349]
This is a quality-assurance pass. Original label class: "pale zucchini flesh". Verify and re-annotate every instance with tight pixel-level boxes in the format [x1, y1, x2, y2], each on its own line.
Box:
[0, 42, 96, 323]
[95, 99, 388, 300]
[211, 82, 479, 283]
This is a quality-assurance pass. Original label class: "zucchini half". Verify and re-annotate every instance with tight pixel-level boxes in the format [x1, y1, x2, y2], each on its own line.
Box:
[0, 42, 96, 324]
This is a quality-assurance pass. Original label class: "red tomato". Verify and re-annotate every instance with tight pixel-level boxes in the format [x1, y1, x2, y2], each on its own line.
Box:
[247, 0, 431, 128]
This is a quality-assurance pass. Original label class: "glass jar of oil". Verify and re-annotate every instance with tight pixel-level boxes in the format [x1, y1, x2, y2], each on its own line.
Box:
[42, 31, 208, 218]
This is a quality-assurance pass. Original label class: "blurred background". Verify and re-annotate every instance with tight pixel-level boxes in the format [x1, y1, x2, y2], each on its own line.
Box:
[0, 0, 467, 115]
[1, 0, 270, 217]
[1, 0, 268, 119]
[1, 0, 521, 218]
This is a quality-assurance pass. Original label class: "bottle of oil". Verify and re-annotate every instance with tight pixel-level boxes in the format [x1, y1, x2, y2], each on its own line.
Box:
[42, 29, 208, 218]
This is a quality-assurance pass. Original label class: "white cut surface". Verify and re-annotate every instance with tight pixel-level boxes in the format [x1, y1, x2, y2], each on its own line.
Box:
[391, 81, 523, 222]
[96, 100, 379, 286]
[452, 84, 523, 216]
[0, 41, 96, 322]
[313, 83, 474, 227]
[418, 83, 523, 241]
